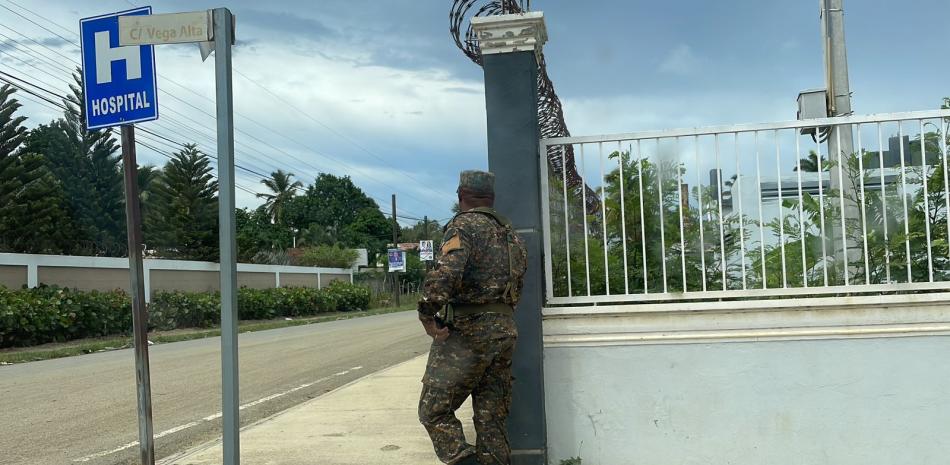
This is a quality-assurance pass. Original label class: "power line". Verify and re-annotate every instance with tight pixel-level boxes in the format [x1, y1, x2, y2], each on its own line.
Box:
[0, 1, 443, 217]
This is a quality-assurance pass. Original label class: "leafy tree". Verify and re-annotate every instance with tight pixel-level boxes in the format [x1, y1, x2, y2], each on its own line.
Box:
[794, 150, 829, 172]
[284, 173, 391, 261]
[0, 85, 70, 254]
[256, 169, 301, 224]
[146, 144, 219, 260]
[400, 219, 444, 245]
[22, 71, 125, 256]
[236, 206, 293, 262]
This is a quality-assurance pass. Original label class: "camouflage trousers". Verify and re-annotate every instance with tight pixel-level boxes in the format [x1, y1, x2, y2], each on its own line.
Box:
[419, 313, 517, 465]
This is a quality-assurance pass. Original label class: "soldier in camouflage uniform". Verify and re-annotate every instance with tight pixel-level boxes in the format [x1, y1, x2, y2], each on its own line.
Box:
[418, 170, 528, 465]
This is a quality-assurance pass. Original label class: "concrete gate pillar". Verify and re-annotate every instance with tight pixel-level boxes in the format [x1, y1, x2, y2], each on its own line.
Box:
[471, 12, 548, 465]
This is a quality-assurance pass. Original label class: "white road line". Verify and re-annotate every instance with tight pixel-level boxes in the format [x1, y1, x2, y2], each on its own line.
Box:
[72, 366, 363, 463]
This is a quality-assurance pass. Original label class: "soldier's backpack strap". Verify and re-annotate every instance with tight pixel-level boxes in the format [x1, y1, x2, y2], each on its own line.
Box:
[457, 208, 519, 303]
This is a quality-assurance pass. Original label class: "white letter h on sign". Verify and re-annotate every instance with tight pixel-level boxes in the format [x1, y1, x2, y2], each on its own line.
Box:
[94, 30, 141, 84]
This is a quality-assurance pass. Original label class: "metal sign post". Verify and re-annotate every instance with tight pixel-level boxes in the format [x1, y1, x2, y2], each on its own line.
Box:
[122, 8, 240, 464]
[80, 7, 160, 464]
[210, 8, 240, 465]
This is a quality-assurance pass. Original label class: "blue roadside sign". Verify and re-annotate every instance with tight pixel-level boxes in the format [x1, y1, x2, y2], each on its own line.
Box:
[80, 6, 159, 130]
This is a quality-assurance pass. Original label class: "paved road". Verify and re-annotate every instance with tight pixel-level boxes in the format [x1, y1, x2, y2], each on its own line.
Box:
[0, 311, 430, 465]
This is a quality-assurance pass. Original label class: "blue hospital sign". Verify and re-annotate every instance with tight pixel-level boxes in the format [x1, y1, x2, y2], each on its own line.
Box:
[80, 6, 158, 130]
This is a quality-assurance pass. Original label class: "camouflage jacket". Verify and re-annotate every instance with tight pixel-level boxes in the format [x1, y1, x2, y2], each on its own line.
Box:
[418, 208, 527, 317]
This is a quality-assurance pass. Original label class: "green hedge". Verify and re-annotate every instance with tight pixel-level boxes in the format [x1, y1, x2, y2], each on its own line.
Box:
[0, 286, 132, 348]
[1, 282, 372, 347]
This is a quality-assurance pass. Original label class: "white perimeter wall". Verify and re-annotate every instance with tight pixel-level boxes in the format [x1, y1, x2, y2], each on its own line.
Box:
[542, 295, 950, 465]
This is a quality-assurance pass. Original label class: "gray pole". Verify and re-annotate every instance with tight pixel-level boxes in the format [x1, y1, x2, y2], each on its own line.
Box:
[121, 125, 155, 465]
[392, 194, 400, 306]
[822, 0, 857, 274]
[213, 8, 240, 465]
[424, 215, 430, 273]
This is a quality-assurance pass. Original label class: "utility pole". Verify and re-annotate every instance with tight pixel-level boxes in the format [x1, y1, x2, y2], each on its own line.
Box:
[821, 0, 857, 276]
[391, 194, 400, 307]
[423, 215, 431, 273]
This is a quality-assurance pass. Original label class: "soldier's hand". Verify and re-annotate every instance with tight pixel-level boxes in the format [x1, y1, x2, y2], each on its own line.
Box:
[419, 315, 450, 342]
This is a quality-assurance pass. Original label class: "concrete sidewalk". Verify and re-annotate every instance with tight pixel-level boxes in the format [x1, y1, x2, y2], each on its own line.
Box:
[161, 354, 472, 465]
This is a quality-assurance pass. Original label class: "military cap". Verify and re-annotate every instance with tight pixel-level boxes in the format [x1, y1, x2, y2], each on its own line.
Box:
[458, 170, 495, 195]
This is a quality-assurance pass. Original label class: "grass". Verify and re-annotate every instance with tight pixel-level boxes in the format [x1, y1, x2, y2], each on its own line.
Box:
[0, 303, 417, 365]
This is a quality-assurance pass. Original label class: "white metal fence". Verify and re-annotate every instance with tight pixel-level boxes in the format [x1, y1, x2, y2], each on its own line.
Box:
[541, 109, 950, 305]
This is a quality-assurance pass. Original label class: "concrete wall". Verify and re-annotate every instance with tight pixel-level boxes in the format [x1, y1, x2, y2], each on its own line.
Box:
[542, 295, 950, 465]
[38, 266, 131, 293]
[280, 273, 318, 288]
[319, 273, 350, 288]
[150, 269, 219, 293]
[0, 265, 26, 289]
[0, 253, 353, 301]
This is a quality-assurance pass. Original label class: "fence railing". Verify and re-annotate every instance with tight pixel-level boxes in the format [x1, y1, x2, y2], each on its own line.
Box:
[540, 109, 950, 305]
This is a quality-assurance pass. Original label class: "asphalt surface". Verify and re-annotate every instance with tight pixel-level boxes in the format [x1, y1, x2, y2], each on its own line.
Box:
[0, 310, 430, 465]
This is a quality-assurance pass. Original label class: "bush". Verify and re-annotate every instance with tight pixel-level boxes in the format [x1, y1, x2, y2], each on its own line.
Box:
[0, 286, 131, 348]
[149, 290, 220, 331]
[324, 280, 370, 312]
[1, 282, 373, 348]
[295, 245, 359, 269]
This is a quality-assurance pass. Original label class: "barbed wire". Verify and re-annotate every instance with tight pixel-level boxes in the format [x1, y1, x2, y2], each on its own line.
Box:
[450, 0, 601, 215]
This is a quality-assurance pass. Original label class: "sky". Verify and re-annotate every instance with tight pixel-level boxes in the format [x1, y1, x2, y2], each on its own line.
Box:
[1, 0, 948, 225]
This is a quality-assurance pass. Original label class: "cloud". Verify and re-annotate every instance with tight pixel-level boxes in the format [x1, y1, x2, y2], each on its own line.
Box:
[658, 44, 700, 75]
[238, 9, 338, 42]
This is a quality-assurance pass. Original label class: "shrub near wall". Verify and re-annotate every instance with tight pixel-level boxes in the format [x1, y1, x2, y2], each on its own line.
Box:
[0, 286, 132, 348]
[1, 282, 372, 348]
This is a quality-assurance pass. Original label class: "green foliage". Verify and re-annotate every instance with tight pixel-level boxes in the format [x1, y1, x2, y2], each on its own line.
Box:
[296, 244, 359, 268]
[284, 173, 391, 259]
[551, 152, 746, 296]
[0, 286, 131, 348]
[325, 280, 370, 311]
[146, 144, 219, 261]
[559, 458, 582, 465]
[257, 169, 302, 224]
[237, 206, 294, 261]
[22, 71, 125, 256]
[2, 282, 372, 347]
[0, 85, 71, 254]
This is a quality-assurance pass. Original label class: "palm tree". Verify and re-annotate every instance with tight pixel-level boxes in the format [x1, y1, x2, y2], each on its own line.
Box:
[794, 150, 829, 172]
[257, 169, 302, 224]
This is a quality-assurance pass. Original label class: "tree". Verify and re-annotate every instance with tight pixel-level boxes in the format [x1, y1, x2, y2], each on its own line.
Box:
[256, 169, 301, 224]
[23, 71, 125, 256]
[794, 150, 829, 172]
[284, 173, 391, 261]
[236, 206, 293, 262]
[146, 144, 219, 261]
[400, 219, 444, 245]
[0, 84, 70, 254]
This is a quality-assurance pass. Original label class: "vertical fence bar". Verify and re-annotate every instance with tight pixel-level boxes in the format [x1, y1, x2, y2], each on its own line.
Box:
[676, 137, 687, 292]
[898, 122, 912, 282]
[816, 127, 830, 286]
[560, 146, 572, 296]
[617, 141, 630, 294]
[878, 123, 891, 283]
[920, 120, 934, 282]
[735, 132, 747, 289]
[580, 144, 592, 295]
[756, 131, 766, 288]
[856, 125, 870, 284]
[835, 127, 850, 286]
[715, 134, 727, 290]
[943, 122, 950, 264]
[795, 134, 808, 287]
[599, 142, 610, 294]
[539, 142, 555, 301]
[695, 135, 707, 292]
[656, 139, 668, 293]
[637, 140, 648, 293]
[775, 129, 787, 287]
